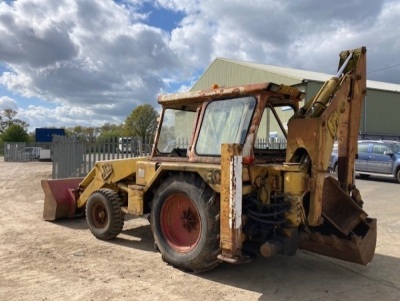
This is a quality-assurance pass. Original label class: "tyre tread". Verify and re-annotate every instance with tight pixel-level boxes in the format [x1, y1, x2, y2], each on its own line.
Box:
[86, 188, 124, 240]
[151, 172, 220, 272]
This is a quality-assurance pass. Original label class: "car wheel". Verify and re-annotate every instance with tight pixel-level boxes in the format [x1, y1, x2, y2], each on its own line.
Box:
[396, 168, 400, 184]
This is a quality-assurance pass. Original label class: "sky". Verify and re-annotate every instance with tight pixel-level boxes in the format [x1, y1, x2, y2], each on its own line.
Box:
[0, 0, 399, 132]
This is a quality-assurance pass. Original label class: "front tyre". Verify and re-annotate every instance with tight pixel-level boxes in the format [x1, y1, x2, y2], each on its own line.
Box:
[86, 188, 124, 240]
[151, 174, 220, 272]
[396, 167, 400, 183]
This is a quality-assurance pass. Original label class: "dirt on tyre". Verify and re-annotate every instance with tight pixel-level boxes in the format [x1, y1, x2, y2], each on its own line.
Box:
[86, 188, 124, 240]
[150, 173, 220, 272]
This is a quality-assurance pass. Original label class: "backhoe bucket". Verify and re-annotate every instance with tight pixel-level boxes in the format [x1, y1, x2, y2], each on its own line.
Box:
[299, 177, 377, 265]
[299, 218, 376, 265]
[41, 178, 84, 221]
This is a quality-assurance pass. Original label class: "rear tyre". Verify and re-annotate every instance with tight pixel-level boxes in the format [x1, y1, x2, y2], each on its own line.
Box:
[86, 188, 124, 240]
[396, 168, 400, 183]
[359, 174, 370, 179]
[151, 173, 220, 272]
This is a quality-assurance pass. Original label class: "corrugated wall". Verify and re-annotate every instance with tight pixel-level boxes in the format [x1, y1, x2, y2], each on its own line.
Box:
[191, 59, 303, 91]
[363, 89, 400, 135]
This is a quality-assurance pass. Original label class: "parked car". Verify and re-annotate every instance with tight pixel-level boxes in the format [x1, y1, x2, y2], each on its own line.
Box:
[18, 147, 41, 161]
[329, 140, 400, 183]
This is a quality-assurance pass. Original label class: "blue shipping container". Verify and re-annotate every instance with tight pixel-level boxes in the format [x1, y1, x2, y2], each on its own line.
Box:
[35, 128, 65, 143]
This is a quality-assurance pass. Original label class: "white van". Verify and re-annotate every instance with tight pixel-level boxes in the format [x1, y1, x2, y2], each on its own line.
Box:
[118, 137, 132, 153]
[18, 147, 41, 160]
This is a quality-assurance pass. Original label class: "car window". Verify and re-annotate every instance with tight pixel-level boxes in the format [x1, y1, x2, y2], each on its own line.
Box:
[358, 143, 369, 153]
[372, 144, 390, 155]
[391, 143, 400, 153]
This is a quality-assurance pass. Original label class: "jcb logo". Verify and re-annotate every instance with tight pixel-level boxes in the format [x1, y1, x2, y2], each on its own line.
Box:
[100, 163, 113, 180]
[207, 169, 221, 184]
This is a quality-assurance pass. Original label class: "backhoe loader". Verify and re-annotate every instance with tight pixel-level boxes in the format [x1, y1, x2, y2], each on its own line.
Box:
[42, 47, 376, 272]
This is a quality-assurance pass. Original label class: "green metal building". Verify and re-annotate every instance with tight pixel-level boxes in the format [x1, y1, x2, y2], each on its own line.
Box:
[191, 58, 400, 140]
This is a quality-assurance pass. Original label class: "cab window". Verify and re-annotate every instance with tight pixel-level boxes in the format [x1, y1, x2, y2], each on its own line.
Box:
[157, 109, 196, 153]
[255, 106, 293, 150]
[196, 96, 256, 155]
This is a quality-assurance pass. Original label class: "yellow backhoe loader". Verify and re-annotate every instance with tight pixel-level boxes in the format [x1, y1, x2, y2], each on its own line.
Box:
[42, 47, 376, 272]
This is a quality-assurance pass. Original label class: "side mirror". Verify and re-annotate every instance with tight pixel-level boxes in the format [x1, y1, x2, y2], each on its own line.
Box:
[384, 151, 394, 156]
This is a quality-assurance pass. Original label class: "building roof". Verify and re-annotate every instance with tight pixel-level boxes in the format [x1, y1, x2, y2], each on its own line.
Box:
[217, 58, 400, 93]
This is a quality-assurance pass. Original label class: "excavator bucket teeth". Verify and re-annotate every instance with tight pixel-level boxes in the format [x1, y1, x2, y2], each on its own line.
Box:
[41, 178, 84, 221]
[299, 177, 377, 265]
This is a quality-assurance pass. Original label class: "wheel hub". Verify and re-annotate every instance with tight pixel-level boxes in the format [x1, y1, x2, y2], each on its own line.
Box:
[160, 193, 201, 252]
[93, 204, 108, 228]
[181, 208, 197, 233]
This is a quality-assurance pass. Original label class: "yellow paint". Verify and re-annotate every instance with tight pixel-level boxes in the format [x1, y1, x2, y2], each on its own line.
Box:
[128, 186, 144, 215]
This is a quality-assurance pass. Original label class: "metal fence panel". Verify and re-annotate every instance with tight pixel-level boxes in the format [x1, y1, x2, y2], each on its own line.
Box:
[3, 142, 51, 162]
[51, 136, 150, 179]
[3, 142, 27, 162]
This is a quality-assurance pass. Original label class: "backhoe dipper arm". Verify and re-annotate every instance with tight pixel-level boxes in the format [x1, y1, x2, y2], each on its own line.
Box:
[286, 47, 367, 226]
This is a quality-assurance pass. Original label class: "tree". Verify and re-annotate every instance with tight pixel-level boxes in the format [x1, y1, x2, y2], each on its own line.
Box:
[98, 123, 123, 141]
[123, 104, 158, 141]
[65, 126, 99, 142]
[0, 109, 29, 134]
[1, 124, 29, 142]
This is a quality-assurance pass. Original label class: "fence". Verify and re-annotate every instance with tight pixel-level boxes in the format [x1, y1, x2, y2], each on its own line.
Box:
[359, 132, 400, 141]
[255, 137, 287, 150]
[51, 136, 151, 179]
[3, 142, 51, 162]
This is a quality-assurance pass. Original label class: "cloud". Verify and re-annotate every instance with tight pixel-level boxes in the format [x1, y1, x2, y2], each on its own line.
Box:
[0, 0, 182, 120]
[0, 95, 19, 110]
[167, 0, 400, 82]
[0, 0, 399, 131]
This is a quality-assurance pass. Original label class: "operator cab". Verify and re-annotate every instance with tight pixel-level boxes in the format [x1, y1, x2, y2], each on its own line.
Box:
[153, 83, 303, 163]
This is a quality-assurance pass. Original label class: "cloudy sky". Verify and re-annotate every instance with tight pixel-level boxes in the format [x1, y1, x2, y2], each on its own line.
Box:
[0, 0, 399, 132]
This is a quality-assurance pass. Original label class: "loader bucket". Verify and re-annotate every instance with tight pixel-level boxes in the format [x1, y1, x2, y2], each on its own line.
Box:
[41, 178, 84, 221]
[299, 177, 377, 265]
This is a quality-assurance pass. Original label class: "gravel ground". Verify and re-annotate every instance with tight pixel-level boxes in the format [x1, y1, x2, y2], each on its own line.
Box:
[0, 159, 399, 301]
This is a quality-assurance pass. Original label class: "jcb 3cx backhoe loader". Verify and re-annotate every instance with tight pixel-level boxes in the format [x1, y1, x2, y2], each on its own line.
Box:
[42, 47, 376, 272]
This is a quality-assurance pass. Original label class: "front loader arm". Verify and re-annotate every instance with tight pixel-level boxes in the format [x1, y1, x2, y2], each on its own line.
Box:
[75, 158, 142, 208]
[42, 158, 145, 220]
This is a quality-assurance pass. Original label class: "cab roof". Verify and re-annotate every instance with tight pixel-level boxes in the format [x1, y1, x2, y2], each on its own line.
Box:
[157, 82, 304, 111]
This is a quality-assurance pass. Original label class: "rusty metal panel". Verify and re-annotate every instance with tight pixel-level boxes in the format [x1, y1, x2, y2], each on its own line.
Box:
[158, 83, 270, 105]
[220, 144, 243, 258]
